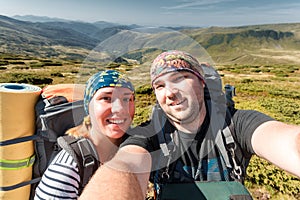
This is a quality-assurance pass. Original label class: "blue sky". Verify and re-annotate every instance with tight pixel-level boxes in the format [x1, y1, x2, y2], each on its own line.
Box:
[1, 0, 300, 27]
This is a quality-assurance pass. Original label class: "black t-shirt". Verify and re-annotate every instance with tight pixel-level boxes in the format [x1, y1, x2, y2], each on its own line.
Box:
[124, 109, 273, 153]
[122, 109, 274, 181]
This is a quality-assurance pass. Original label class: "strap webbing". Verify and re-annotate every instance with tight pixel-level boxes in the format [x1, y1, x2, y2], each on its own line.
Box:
[0, 177, 41, 191]
[0, 155, 35, 170]
[222, 126, 235, 146]
[77, 138, 98, 187]
[0, 135, 39, 146]
[57, 136, 100, 194]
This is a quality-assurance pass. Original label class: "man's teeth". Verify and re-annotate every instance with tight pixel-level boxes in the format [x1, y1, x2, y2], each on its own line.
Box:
[172, 100, 183, 106]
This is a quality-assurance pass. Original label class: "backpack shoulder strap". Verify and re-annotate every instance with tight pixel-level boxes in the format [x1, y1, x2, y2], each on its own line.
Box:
[57, 135, 100, 194]
[219, 109, 243, 181]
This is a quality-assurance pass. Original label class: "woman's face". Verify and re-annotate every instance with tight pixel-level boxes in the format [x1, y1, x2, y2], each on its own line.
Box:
[88, 87, 135, 139]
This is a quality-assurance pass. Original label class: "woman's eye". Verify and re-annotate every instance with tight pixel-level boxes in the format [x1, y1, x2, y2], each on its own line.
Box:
[123, 96, 134, 102]
[101, 97, 111, 101]
[123, 98, 130, 102]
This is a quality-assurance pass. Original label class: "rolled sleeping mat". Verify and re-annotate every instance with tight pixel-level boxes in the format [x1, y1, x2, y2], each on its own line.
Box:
[0, 83, 41, 200]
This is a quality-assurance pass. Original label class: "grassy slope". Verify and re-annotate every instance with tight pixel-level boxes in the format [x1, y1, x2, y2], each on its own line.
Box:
[1, 55, 299, 200]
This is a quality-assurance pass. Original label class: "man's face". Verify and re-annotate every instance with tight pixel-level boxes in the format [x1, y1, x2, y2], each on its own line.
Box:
[152, 71, 205, 125]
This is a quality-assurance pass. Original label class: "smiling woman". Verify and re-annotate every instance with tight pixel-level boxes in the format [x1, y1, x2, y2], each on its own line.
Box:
[34, 69, 135, 199]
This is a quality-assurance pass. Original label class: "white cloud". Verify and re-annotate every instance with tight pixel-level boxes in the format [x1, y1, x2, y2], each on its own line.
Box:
[161, 0, 235, 10]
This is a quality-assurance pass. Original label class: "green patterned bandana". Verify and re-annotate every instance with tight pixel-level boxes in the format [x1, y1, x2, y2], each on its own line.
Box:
[150, 50, 205, 85]
[84, 70, 134, 114]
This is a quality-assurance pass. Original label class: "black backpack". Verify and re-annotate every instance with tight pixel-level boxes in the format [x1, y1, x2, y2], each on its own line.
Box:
[29, 93, 100, 198]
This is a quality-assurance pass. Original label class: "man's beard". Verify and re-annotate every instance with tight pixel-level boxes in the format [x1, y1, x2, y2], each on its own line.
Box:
[165, 99, 204, 125]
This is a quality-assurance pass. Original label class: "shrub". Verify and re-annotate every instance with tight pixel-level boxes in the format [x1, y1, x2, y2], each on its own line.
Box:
[43, 62, 63, 66]
[51, 72, 64, 77]
[136, 84, 153, 95]
[108, 62, 120, 69]
[241, 79, 253, 83]
[3, 73, 53, 85]
[12, 66, 29, 70]
[9, 61, 25, 65]
[275, 72, 288, 77]
[71, 70, 79, 74]
[13, 77, 53, 85]
[251, 69, 261, 73]
[246, 156, 300, 197]
[30, 63, 44, 68]
[0, 61, 9, 66]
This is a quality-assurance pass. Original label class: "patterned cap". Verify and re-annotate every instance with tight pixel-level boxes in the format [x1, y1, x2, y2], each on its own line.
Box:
[150, 50, 205, 85]
[84, 70, 134, 114]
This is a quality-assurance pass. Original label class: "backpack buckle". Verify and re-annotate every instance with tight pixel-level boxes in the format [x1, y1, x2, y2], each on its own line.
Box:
[83, 155, 95, 167]
[229, 147, 242, 179]
[78, 139, 95, 168]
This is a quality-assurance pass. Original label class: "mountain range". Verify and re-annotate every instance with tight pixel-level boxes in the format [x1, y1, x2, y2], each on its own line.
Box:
[1, 15, 300, 66]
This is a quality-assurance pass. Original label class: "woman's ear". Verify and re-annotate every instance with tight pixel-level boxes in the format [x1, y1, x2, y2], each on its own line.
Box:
[84, 115, 91, 128]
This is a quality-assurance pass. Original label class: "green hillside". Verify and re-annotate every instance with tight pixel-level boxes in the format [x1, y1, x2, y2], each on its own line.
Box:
[1, 15, 300, 67]
[182, 23, 300, 65]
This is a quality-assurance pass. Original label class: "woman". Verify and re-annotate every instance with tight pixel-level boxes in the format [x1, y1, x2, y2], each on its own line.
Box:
[34, 70, 135, 199]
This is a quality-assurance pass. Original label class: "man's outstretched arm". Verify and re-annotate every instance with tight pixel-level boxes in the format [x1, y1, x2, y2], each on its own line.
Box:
[79, 145, 152, 200]
[252, 120, 300, 178]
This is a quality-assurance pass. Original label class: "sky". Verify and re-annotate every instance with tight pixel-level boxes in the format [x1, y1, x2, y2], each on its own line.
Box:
[1, 0, 300, 27]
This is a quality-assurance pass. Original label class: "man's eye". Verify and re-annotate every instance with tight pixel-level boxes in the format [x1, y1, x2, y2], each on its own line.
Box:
[173, 75, 184, 82]
[154, 84, 164, 90]
[184, 74, 192, 79]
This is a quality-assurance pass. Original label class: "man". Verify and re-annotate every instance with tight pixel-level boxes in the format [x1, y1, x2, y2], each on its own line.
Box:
[80, 50, 300, 199]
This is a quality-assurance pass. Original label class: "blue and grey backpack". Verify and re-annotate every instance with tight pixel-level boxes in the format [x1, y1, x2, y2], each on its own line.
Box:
[151, 65, 253, 200]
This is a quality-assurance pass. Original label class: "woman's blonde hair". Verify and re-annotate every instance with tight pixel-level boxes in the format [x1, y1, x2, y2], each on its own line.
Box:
[66, 115, 91, 138]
